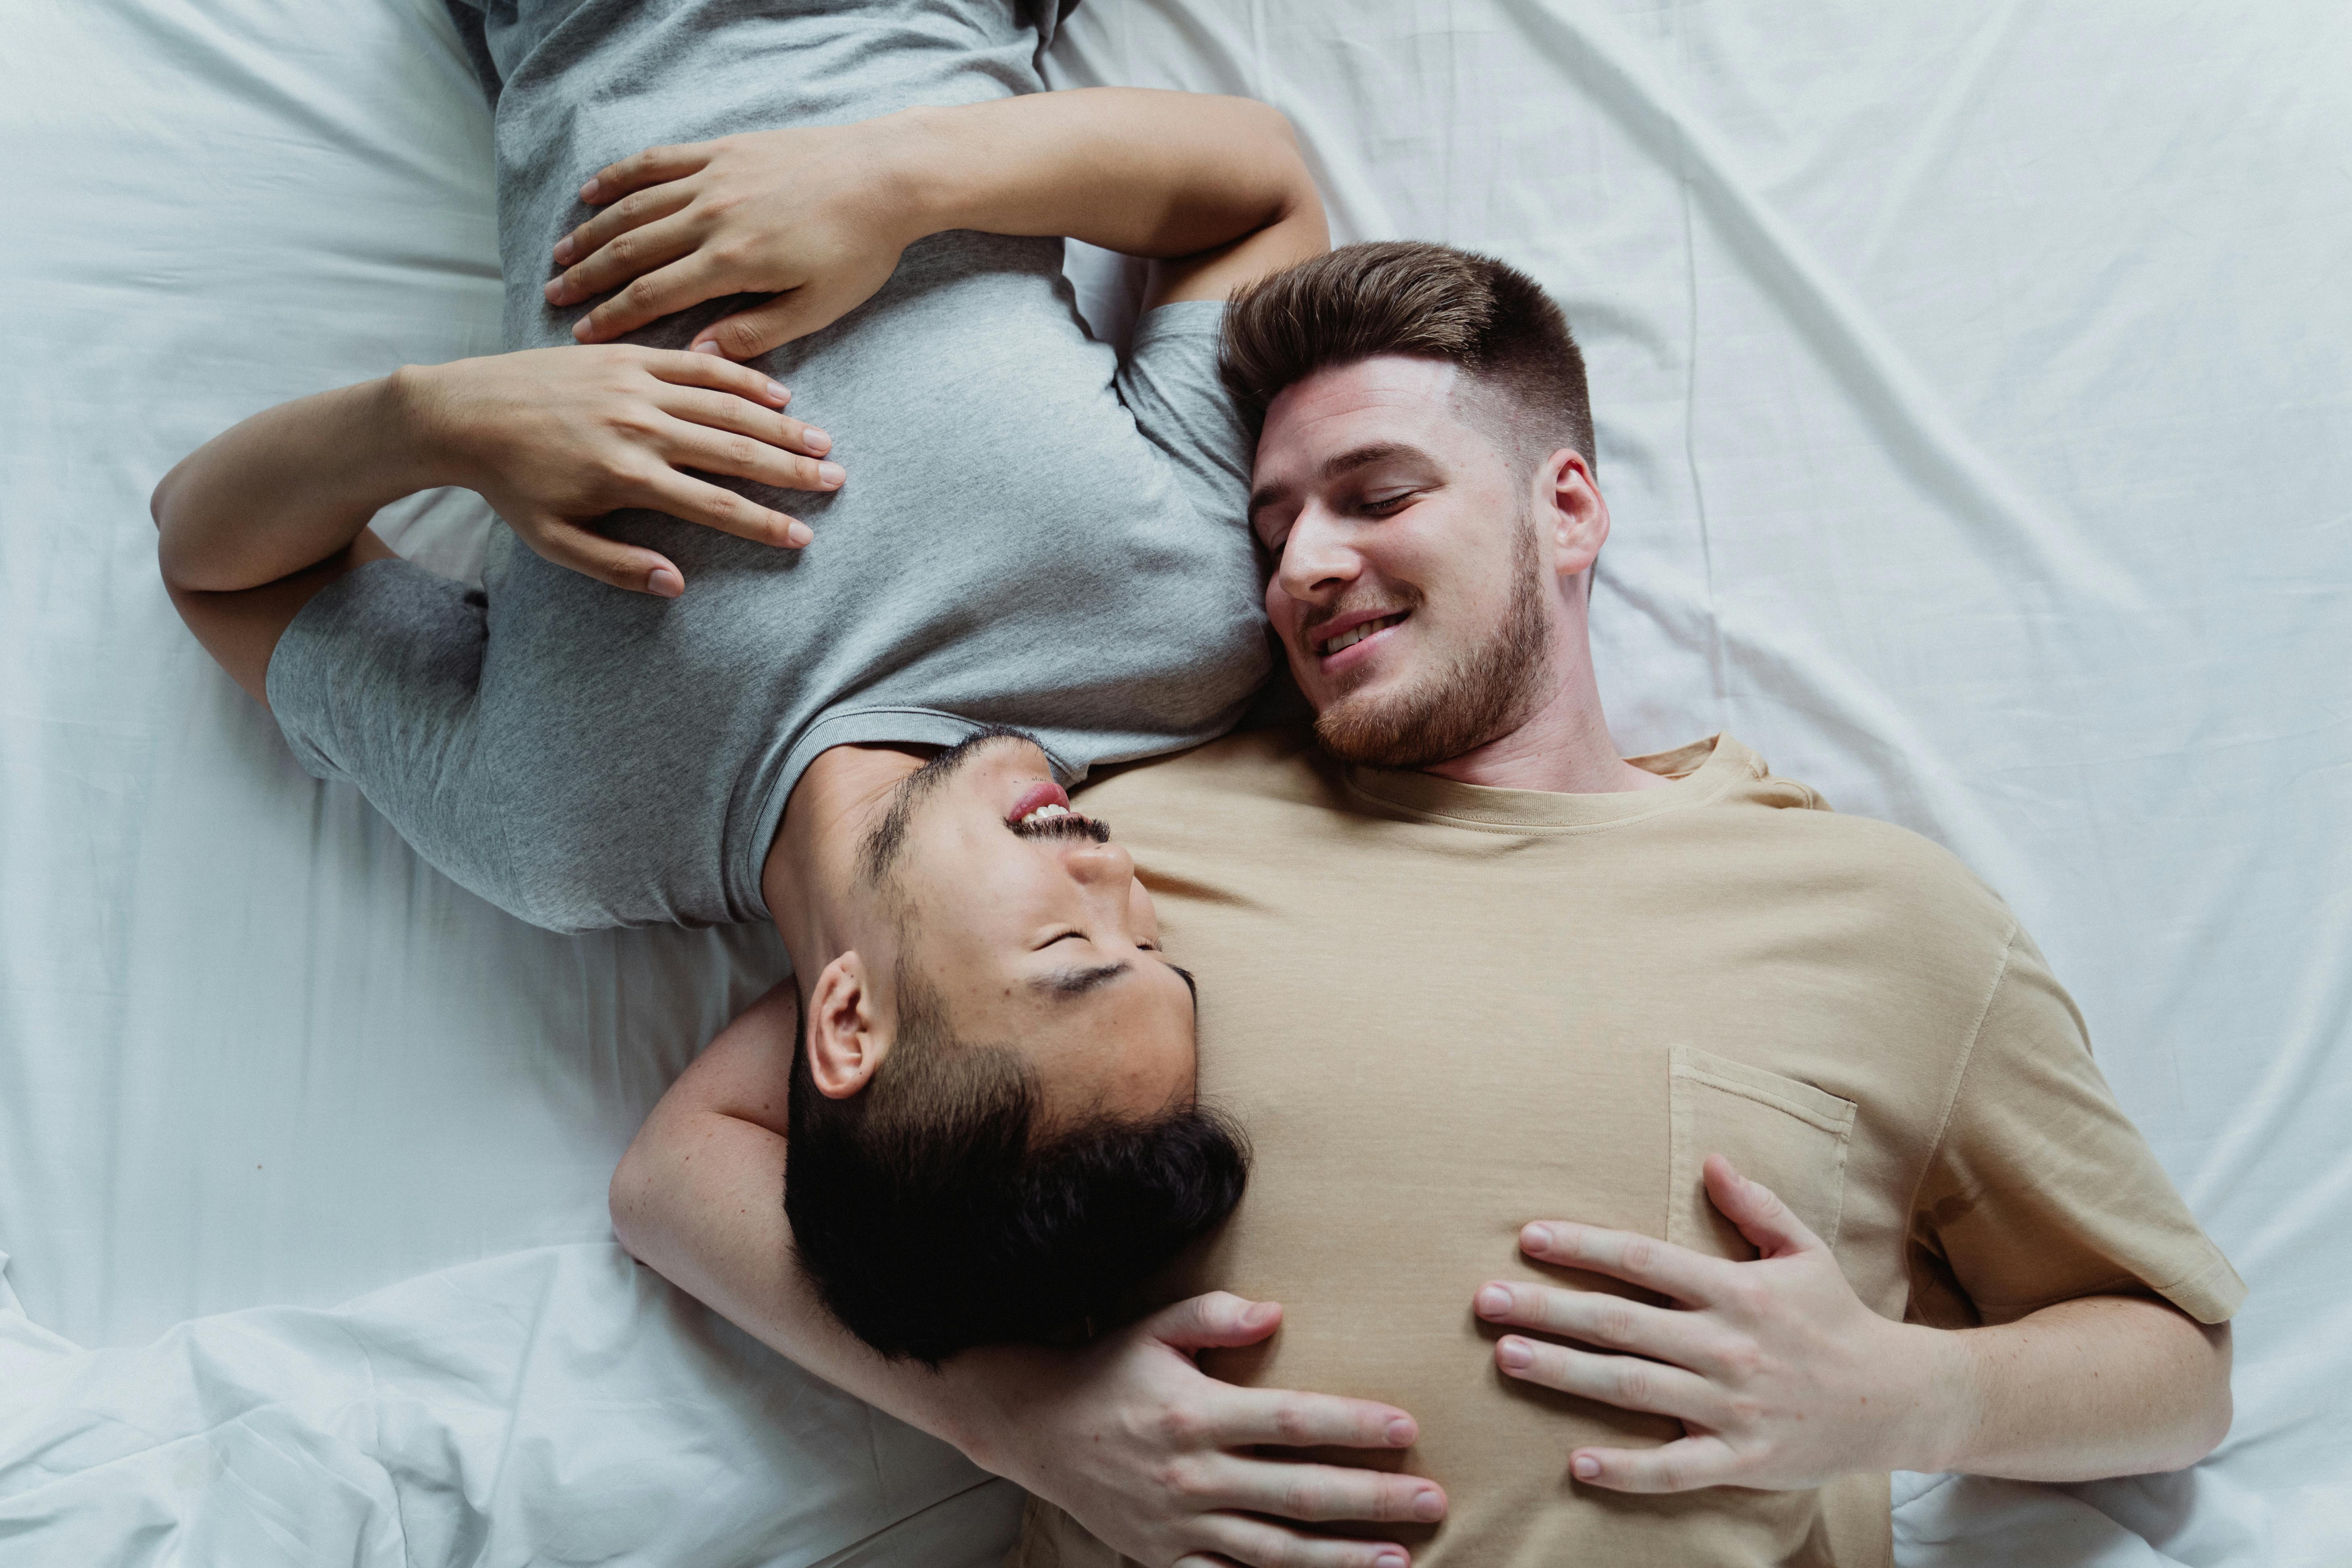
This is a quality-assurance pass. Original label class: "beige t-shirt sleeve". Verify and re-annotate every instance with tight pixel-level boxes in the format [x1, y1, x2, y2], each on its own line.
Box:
[1906, 926, 2245, 1328]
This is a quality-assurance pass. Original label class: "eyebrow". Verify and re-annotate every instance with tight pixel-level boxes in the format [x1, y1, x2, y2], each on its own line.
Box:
[1247, 441, 1435, 526]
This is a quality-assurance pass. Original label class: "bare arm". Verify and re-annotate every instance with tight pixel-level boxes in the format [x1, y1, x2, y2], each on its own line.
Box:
[550, 87, 1328, 358]
[153, 347, 839, 682]
[1473, 1156, 2232, 1493]
[612, 982, 1451, 1568]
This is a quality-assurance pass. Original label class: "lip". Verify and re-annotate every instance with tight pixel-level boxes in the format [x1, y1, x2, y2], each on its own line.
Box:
[1305, 608, 1410, 674]
[1006, 779, 1070, 827]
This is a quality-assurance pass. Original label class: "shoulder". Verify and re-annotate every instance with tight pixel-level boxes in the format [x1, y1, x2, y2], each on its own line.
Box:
[1701, 742, 2021, 959]
[1080, 726, 1336, 816]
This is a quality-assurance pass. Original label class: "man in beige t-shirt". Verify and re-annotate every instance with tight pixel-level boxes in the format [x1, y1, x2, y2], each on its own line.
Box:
[1017, 242, 2240, 1564]
[614, 241, 2239, 1568]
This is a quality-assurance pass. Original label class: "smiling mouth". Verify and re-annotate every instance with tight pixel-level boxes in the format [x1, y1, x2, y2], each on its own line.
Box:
[1315, 611, 1409, 658]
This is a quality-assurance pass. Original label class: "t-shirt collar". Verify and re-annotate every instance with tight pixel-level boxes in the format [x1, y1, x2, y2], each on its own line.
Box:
[1341, 733, 1759, 830]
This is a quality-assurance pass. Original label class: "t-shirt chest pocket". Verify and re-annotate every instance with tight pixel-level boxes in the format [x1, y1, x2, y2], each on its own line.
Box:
[1666, 1045, 1858, 1260]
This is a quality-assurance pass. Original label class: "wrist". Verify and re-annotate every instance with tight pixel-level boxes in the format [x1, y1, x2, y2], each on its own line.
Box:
[860, 107, 960, 250]
[382, 362, 469, 493]
[1889, 1321, 1981, 1474]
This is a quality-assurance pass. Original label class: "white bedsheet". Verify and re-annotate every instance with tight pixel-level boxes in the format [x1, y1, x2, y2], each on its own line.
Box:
[2, 1, 2344, 1564]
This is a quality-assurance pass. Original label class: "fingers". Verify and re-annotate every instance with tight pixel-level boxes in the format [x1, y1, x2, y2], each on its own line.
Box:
[636, 349, 794, 408]
[1492, 1336, 1725, 1424]
[1703, 1155, 1824, 1260]
[578, 142, 712, 207]
[1516, 1221, 1732, 1306]
[1566, 1434, 1738, 1494]
[658, 385, 831, 460]
[547, 208, 696, 306]
[1200, 1454, 1446, 1528]
[637, 469, 811, 548]
[1192, 1515, 1415, 1568]
[1473, 1281, 1720, 1373]
[518, 518, 684, 598]
[1214, 1387, 1421, 1453]
[662, 415, 842, 498]
[1147, 1292, 1286, 1354]
[572, 255, 726, 344]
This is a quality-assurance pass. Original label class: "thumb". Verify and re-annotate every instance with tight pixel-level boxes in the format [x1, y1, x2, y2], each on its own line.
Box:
[1144, 1291, 1282, 1354]
[691, 293, 827, 362]
[1703, 1153, 1823, 1259]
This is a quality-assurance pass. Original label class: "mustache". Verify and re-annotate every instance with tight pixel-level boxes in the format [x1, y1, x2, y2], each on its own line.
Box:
[1011, 812, 1111, 844]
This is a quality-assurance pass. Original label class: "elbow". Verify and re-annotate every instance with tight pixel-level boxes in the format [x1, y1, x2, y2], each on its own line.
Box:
[2176, 1323, 2235, 1468]
[607, 1133, 657, 1262]
[2149, 1320, 2235, 1473]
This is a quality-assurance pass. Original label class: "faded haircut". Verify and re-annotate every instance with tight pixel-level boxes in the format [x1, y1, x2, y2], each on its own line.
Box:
[783, 960, 1246, 1365]
[1219, 239, 1596, 477]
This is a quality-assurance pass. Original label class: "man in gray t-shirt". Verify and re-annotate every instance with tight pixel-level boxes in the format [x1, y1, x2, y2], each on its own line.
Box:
[155, 1, 1327, 1359]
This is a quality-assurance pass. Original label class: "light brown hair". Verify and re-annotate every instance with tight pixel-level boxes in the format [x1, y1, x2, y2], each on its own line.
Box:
[1219, 240, 1595, 474]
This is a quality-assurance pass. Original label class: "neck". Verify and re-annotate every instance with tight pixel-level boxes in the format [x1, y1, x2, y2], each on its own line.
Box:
[1421, 605, 1665, 796]
[761, 744, 928, 978]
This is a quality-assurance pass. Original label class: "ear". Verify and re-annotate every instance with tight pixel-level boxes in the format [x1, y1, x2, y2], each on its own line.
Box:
[1532, 447, 1610, 593]
[804, 952, 890, 1100]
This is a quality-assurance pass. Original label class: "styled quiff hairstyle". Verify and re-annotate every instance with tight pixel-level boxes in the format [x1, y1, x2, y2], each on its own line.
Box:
[1219, 240, 1594, 475]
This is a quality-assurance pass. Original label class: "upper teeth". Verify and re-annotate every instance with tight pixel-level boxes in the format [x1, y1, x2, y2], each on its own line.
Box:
[1020, 802, 1074, 827]
[1320, 613, 1404, 656]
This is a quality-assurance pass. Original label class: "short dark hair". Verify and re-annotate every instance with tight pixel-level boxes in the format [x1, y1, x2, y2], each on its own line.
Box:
[1219, 240, 1595, 474]
[783, 961, 1249, 1365]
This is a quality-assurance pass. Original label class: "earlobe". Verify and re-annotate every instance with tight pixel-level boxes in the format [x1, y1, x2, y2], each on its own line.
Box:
[805, 953, 886, 1099]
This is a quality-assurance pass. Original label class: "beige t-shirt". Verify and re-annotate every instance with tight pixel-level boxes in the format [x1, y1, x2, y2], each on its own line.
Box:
[1016, 730, 2243, 1568]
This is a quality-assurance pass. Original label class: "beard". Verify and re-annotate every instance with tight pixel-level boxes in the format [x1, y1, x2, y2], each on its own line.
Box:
[1311, 512, 1555, 770]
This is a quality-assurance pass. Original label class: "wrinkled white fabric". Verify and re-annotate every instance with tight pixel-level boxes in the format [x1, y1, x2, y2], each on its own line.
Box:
[2, 0, 2344, 1564]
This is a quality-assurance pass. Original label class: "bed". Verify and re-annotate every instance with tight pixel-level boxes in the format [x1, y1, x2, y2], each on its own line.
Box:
[2, 1, 2344, 1563]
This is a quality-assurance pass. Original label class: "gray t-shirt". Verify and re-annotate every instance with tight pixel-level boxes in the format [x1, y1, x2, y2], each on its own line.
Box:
[266, 0, 1265, 932]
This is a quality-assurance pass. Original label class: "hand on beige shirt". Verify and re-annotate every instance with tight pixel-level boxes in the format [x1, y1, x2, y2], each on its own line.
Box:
[957, 1291, 1450, 1568]
[1473, 1154, 2233, 1491]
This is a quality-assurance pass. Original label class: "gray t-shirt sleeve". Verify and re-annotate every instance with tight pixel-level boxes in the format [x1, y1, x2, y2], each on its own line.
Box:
[1116, 300, 1250, 535]
[264, 559, 530, 918]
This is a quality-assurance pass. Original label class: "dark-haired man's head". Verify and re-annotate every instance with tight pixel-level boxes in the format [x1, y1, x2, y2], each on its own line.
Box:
[1223, 241, 1609, 769]
[778, 729, 1246, 1362]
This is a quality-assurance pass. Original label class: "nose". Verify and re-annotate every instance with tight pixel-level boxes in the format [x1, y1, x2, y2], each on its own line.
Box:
[1272, 502, 1361, 608]
[1064, 834, 1135, 890]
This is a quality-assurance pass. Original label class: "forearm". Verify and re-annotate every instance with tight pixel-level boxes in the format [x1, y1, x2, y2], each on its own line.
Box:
[880, 88, 1323, 270]
[154, 372, 440, 592]
[608, 1106, 984, 1457]
[1916, 1295, 2232, 1480]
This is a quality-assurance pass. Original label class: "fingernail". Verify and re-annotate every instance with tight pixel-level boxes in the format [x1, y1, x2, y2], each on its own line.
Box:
[579, 178, 601, 202]
[802, 426, 831, 453]
[787, 522, 812, 547]
[1412, 1489, 1445, 1522]
[552, 237, 576, 264]
[1384, 1416, 1415, 1446]
[572, 319, 595, 343]
[1245, 1300, 1279, 1328]
[648, 567, 683, 598]
[691, 339, 724, 356]
[764, 379, 790, 402]
[1475, 1285, 1511, 1317]
[1573, 1454, 1601, 1480]
[1497, 1338, 1533, 1370]
[1521, 1224, 1552, 1253]
[1375, 1554, 1407, 1568]
[817, 461, 845, 487]
[542, 277, 564, 303]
